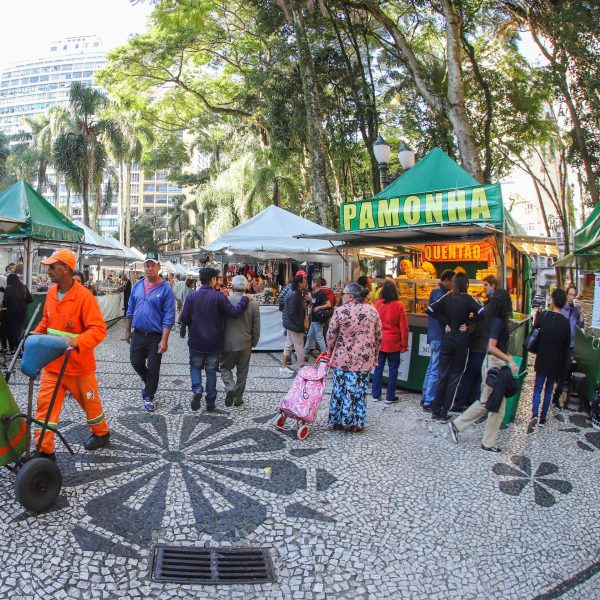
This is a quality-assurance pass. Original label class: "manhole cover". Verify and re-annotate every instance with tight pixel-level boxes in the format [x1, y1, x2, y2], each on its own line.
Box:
[152, 545, 275, 584]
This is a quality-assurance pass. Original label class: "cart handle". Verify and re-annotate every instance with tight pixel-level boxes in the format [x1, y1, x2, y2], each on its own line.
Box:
[34, 347, 73, 455]
[314, 352, 329, 364]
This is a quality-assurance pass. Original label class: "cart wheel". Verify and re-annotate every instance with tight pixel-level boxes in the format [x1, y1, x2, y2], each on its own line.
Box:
[15, 458, 62, 512]
[297, 425, 310, 440]
[275, 414, 287, 428]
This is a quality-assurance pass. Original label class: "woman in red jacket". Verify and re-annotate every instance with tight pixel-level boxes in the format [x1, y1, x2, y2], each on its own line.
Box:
[372, 280, 409, 404]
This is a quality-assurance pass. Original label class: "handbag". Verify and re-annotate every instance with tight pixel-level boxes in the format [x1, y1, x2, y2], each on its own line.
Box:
[524, 313, 544, 353]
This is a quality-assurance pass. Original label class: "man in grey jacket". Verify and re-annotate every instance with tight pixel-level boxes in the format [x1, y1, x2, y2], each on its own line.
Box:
[221, 275, 261, 407]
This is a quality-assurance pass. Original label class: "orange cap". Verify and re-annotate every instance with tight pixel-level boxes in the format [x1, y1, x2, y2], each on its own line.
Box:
[41, 248, 77, 270]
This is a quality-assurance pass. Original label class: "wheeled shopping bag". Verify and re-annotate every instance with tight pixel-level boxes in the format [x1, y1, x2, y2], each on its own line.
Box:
[272, 353, 329, 440]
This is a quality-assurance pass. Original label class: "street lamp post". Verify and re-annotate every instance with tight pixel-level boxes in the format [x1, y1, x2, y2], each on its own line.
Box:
[398, 141, 416, 171]
[373, 135, 391, 189]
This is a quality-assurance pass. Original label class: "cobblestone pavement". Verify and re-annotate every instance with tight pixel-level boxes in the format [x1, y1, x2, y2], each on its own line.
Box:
[0, 320, 598, 599]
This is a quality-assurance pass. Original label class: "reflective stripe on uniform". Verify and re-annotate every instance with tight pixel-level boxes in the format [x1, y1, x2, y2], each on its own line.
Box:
[47, 327, 78, 338]
[33, 421, 58, 430]
[87, 413, 105, 426]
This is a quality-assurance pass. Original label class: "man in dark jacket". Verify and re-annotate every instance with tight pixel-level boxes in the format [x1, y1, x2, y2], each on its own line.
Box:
[180, 267, 250, 412]
[280, 275, 307, 374]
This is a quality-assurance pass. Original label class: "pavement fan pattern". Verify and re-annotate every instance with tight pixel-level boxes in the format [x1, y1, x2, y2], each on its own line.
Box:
[0, 320, 598, 599]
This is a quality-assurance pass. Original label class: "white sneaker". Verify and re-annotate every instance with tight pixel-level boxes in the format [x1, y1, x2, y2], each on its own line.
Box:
[279, 367, 294, 375]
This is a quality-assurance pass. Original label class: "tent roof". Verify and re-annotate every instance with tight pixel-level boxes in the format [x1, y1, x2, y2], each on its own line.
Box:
[73, 220, 119, 251]
[203, 205, 341, 260]
[104, 236, 140, 262]
[373, 147, 480, 199]
[574, 201, 600, 255]
[0, 180, 83, 242]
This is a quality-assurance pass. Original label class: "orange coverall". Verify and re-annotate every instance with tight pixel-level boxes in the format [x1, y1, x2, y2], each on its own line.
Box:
[33, 282, 109, 453]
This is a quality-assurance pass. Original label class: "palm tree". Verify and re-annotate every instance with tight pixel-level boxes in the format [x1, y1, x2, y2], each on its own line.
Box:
[52, 82, 123, 229]
[112, 115, 153, 247]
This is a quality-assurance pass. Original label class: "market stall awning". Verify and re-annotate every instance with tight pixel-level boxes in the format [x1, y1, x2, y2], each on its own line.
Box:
[203, 205, 342, 261]
[0, 180, 83, 242]
[296, 223, 500, 248]
[510, 237, 559, 258]
[574, 202, 600, 255]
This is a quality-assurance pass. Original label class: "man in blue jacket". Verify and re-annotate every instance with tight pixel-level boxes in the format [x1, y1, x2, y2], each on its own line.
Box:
[421, 269, 454, 411]
[180, 267, 251, 412]
[126, 251, 176, 412]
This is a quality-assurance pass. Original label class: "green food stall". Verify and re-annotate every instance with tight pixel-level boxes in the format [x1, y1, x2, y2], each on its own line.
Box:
[0, 180, 85, 329]
[300, 148, 553, 422]
[553, 201, 600, 403]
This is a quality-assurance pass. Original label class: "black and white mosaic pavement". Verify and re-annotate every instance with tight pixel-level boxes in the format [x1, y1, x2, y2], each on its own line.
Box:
[0, 320, 598, 599]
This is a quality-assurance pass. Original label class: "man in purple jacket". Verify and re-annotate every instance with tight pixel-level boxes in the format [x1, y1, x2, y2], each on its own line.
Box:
[180, 267, 250, 412]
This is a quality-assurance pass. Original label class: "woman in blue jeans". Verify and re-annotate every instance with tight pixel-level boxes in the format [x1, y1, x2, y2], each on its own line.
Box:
[528, 288, 571, 433]
[371, 281, 409, 404]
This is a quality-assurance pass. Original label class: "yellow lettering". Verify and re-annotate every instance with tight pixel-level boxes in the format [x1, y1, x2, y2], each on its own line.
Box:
[359, 202, 375, 229]
[425, 193, 443, 223]
[449, 245, 456, 260]
[473, 244, 481, 260]
[470, 187, 492, 220]
[403, 195, 421, 226]
[376, 198, 400, 228]
[343, 204, 357, 231]
[434, 246, 440, 260]
[465, 244, 472, 259]
[425, 246, 432, 260]
[447, 190, 467, 221]
[457, 244, 464, 259]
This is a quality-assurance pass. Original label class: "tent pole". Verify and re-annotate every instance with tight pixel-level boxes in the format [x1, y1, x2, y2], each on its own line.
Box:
[502, 218, 507, 287]
[24, 237, 33, 290]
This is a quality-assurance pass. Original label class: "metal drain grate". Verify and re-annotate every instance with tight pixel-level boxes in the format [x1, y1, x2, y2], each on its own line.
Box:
[152, 545, 276, 584]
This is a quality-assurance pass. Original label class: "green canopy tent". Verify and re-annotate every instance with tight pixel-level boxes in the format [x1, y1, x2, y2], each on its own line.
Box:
[554, 201, 600, 270]
[0, 180, 84, 287]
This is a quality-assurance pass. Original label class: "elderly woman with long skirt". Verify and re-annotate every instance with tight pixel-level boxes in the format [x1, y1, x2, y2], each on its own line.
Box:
[326, 283, 382, 432]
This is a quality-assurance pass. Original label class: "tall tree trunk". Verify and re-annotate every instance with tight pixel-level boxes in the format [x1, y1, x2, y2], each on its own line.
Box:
[271, 178, 280, 207]
[66, 185, 71, 218]
[82, 178, 90, 227]
[442, 0, 483, 182]
[36, 160, 47, 194]
[359, 0, 483, 181]
[285, 1, 330, 225]
[54, 172, 61, 208]
[119, 162, 125, 243]
[125, 162, 132, 247]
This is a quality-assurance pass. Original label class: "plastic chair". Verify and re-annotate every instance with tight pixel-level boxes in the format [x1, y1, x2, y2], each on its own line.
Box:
[565, 372, 587, 412]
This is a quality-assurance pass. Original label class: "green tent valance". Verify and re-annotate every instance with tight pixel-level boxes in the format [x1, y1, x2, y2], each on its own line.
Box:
[340, 148, 504, 233]
[0, 180, 83, 243]
[574, 201, 600, 256]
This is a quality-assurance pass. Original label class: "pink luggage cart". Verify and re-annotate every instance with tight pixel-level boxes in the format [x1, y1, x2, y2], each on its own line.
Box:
[272, 353, 329, 440]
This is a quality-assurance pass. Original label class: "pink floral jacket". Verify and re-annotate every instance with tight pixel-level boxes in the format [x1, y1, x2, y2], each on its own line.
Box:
[326, 301, 382, 372]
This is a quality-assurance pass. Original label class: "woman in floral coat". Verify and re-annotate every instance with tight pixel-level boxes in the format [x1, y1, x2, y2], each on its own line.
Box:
[326, 283, 382, 432]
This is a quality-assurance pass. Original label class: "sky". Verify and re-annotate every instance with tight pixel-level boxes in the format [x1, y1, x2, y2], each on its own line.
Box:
[0, 0, 153, 67]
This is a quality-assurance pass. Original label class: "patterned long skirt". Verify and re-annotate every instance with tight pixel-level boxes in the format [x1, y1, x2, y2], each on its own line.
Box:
[328, 368, 369, 429]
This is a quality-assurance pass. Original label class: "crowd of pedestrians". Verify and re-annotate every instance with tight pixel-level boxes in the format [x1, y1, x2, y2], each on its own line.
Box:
[11, 246, 584, 460]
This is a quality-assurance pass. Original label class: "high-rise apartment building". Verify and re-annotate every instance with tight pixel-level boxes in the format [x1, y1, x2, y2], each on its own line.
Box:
[0, 36, 105, 135]
[0, 36, 182, 241]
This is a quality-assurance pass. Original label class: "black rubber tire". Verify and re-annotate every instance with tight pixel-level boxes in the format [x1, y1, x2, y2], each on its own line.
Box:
[15, 458, 62, 512]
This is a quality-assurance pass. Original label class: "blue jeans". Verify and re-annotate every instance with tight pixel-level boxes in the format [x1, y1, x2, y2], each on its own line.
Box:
[422, 340, 441, 406]
[189, 351, 219, 406]
[532, 372, 556, 420]
[372, 351, 401, 401]
[304, 321, 326, 353]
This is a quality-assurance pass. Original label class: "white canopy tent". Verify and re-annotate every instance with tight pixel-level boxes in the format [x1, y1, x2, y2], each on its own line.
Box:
[202, 205, 343, 264]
